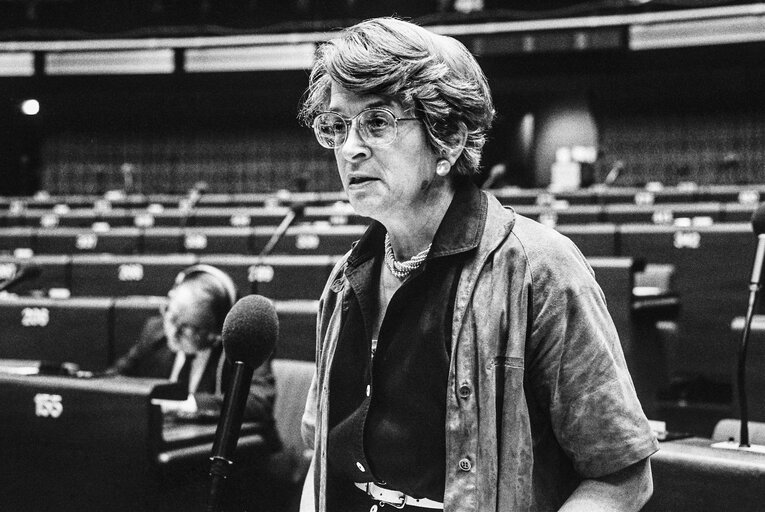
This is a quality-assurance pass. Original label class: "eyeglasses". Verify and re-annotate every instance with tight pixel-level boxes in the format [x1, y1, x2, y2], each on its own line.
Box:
[312, 107, 420, 149]
[160, 303, 211, 345]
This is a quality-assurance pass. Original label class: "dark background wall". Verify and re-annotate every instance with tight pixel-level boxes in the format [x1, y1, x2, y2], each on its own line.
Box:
[1, 21, 764, 195]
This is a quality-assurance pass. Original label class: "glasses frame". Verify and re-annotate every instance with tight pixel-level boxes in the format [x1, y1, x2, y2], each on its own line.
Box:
[312, 107, 420, 149]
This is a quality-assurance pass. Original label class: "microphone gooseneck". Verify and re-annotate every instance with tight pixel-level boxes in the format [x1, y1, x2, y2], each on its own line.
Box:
[0, 265, 42, 292]
[737, 203, 765, 447]
[207, 294, 278, 512]
[258, 202, 306, 259]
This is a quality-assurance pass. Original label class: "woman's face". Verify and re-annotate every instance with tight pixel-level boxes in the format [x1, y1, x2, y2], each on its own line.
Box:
[162, 284, 218, 354]
[328, 84, 443, 224]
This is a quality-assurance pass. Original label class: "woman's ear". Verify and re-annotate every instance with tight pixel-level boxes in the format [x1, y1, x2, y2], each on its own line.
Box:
[443, 122, 468, 166]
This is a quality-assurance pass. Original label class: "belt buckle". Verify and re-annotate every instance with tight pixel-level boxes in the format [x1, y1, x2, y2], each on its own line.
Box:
[366, 483, 406, 509]
[380, 494, 406, 509]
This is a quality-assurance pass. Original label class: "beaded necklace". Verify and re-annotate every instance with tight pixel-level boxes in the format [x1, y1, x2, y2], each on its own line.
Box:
[384, 233, 431, 279]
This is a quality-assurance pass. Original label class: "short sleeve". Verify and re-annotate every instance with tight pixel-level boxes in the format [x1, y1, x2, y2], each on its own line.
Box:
[526, 243, 659, 478]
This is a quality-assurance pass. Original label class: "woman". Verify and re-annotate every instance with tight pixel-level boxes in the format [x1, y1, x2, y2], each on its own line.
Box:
[298, 18, 658, 512]
[110, 264, 277, 429]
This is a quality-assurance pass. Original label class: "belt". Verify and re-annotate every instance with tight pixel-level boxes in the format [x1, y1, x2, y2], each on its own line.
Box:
[354, 482, 444, 509]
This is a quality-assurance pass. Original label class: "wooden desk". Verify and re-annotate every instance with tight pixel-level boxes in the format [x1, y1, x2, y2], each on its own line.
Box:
[645, 437, 765, 511]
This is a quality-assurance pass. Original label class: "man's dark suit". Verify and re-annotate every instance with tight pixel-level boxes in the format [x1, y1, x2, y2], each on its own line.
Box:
[110, 316, 279, 448]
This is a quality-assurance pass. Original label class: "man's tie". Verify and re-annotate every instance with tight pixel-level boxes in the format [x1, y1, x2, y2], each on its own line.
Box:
[176, 353, 196, 393]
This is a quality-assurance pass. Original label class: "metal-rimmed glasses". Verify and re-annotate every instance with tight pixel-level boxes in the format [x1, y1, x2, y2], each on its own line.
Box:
[312, 107, 420, 149]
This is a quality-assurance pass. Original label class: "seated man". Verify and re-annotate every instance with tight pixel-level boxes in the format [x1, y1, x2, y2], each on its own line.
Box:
[110, 264, 278, 437]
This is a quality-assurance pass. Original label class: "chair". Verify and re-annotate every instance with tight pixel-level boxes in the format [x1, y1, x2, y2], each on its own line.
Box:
[267, 358, 315, 512]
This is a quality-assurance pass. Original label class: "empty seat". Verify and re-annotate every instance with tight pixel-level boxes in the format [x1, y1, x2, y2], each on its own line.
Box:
[274, 300, 319, 361]
[268, 358, 315, 508]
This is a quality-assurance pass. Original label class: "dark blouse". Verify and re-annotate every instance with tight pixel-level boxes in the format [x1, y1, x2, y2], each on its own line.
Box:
[326, 183, 486, 504]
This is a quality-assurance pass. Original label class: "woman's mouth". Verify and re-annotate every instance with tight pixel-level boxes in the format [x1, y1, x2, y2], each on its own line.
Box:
[348, 175, 378, 186]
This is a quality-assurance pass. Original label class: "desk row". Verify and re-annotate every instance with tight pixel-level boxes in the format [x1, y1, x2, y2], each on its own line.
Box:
[0, 201, 760, 229]
[3, 183, 764, 210]
[0, 255, 651, 378]
[0, 295, 319, 371]
[0, 224, 368, 256]
[0, 253, 341, 300]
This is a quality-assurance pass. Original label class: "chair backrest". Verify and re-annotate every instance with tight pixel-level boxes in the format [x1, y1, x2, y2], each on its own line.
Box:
[270, 358, 315, 484]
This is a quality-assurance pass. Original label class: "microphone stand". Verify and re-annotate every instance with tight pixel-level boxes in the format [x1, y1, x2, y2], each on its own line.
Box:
[252, 204, 304, 295]
[207, 361, 254, 512]
[737, 233, 765, 447]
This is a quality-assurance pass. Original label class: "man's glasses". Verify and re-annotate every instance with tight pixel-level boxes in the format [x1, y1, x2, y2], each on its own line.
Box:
[312, 107, 420, 149]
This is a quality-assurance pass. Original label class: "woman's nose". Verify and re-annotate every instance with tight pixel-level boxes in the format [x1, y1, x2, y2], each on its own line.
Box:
[340, 122, 371, 161]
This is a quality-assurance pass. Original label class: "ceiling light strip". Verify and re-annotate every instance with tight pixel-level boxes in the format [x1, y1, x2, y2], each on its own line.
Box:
[45, 49, 175, 75]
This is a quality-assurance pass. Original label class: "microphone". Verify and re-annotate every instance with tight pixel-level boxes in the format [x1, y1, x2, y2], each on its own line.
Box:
[603, 160, 624, 187]
[735, 203, 765, 447]
[258, 202, 305, 258]
[207, 294, 279, 512]
[0, 265, 42, 292]
[179, 181, 208, 229]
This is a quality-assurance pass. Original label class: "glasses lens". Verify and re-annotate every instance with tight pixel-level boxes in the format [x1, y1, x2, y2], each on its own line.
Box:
[359, 109, 396, 146]
[313, 112, 346, 149]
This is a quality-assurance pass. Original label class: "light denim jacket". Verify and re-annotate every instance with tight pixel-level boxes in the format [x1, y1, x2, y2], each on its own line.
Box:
[302, 191, 658, 511]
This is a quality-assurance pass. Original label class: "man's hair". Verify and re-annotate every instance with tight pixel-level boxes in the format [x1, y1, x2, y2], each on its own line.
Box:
[174, 272, 231, 332]
[299, 17, 495, 177]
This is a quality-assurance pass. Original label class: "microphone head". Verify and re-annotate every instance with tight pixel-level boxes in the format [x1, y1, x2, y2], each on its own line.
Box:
[752, 203, 765, 235]
[221, 294, 279, 368]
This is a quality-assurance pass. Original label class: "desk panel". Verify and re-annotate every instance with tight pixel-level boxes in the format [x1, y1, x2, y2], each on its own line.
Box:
[70, 253, 196, 297]
[0, 297, 113, 371]
[34, 227, 141, 254]
[252, 225, 365, 256]
[0, 227, 34, 254]
[619, 223, 755, 382]
[181, 227, 253, 254]
[0, 373, 183, 512]
[646, 437, 765, 512]
[603, 202, 721, 224]
[199, 254, 339, 300]
[556, 224, 618, 256]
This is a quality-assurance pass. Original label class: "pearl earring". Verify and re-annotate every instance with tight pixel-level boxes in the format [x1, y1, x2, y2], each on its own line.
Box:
[436, 159, 451, 177]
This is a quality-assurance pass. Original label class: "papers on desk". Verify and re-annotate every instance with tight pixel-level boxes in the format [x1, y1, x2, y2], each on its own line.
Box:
[152, 394, 197, 414]
[648, 419, 668, 441]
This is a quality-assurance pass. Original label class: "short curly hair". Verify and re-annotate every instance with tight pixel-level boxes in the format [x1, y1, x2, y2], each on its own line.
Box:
[299, 17, 495, 177]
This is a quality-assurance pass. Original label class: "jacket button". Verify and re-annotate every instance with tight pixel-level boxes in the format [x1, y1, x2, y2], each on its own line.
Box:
[356, 461, 366, 472]
[458, 384, 471, 398]
[458, 458, 472, 471]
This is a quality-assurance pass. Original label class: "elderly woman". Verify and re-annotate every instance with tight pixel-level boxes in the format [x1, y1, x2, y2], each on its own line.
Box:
[298, 17, 657, 512]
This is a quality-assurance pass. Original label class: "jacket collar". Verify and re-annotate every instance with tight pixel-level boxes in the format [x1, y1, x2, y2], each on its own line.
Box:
[346, 180, 489, 268]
